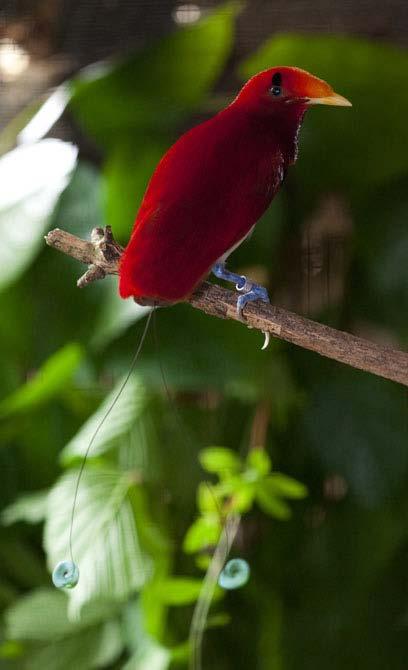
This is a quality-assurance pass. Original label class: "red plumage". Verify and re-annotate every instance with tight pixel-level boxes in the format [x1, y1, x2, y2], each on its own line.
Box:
[119, 67, 350, 303]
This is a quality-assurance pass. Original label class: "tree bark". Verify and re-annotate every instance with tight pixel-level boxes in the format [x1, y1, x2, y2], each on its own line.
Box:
[45, 226, 408, 387]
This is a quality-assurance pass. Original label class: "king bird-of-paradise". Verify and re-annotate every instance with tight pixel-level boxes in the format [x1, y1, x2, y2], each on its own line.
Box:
[119, 67, 351, 317]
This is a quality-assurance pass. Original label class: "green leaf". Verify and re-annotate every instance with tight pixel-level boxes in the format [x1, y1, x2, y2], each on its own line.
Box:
[61, 373, 148, 465]
[0, 140, 77, 291]
[26, 620, 123, 670]
[44, 466, 152, 616]
[70, 3, 237, 145]
[183, 515, 221, 554]
[123, 640, 171, 670]
[122, 601, 171, 670]
[6, 589, 83, 640]
[231, 483, 256, 513]
[104, 137, 169, 240]
[0, 343, 83, 419]
[246, 449, 271, 477]
[91, 277, 150, 349]
[199, 447, 242, 476]
[151, 577, 203, 606]
[240, 35, 408, 198]
[5, 588, 124, 670]
[2, 490, 48, 526]
[267, 474, 308, 499]
[197, 482, 220, 515]
[256, 481, 292, 520]
[50, 161, 104, 239]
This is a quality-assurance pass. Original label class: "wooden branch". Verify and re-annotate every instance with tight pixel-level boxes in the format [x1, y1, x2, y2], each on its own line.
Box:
[45, 226, 408, 387]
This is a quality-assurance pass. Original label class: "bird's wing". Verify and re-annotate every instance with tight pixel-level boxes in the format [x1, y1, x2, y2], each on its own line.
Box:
[119, 112, 283, 301]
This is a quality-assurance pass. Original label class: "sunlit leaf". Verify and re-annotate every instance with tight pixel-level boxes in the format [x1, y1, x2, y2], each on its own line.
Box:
[44, 466, 152, 616]
[0, 343, 83, 419]
[6, 589, 86, 640]
[123, 640, 171, 670]
[2, 490, 48, 526]
[27, 621, 123, 670]
[150, 577, 203, 605]
[231, 483, 256, 513]
[122, 600, 171, 670]
[197, 483, 219, 515]
[183, 515, 221, 554]
[256, 481, 292, 520]
[246, 449, 271, 477]
[61, 373, 148, 465]
[267, 474, 308, 499]
[0, 140, 77, 291]
[199, 447, 242, 476]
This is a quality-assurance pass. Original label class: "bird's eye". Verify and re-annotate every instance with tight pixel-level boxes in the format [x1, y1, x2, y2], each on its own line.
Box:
[270, 72, 282, 97]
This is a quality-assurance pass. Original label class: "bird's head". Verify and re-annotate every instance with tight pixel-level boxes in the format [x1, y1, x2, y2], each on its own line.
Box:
[235, 66, 351, 113]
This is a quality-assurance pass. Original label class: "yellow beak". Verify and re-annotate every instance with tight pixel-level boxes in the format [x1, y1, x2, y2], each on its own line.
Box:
[308, 92, 352, 107]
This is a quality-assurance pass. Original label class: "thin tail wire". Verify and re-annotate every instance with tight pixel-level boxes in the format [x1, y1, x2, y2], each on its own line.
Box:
[68, 308, 153, 564]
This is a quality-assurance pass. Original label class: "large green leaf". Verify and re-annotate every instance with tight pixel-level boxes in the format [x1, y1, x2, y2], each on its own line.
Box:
[69, 3, 238, 146]
[240, 35, 408, 199]
[91, 279, 150, 351]
[44, 466, 152, 616]
[123, 642, 171, 670]
[0, 343, 83, 419]
[2, 490, 48, 526]
[103, 136, 169, 240]
[25, 620, 123, 670]
[0, 140, 77, 291]
[50, 161, 104, 239]
[5, 588, 113, 640]
[121, 601, 171, 670]
[60, 373, 149, 465]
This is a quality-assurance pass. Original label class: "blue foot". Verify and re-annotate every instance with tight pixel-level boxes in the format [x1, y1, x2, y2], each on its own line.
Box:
[212, 262, 270, 319]
[236, 283, 270, 319]
[212, 262, 246, 291]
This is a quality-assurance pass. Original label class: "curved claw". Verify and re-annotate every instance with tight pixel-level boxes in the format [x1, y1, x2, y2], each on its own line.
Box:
[211, 264, 271, 349]
[261, 331, 270, 350]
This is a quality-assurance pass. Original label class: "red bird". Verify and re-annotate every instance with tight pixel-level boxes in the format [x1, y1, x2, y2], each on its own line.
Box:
[119, 67, 350, 315]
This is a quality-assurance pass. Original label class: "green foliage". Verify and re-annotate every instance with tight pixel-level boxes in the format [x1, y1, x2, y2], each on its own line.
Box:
[0, 16, 407, 670]
[0, 344, 83, 419]
[60, 373, 149, 464]
[184, 447, 307, 555]
[241, 34, 408, 197]
[0, 140, 77, 291]
[44, 467, 153, 617]
[1, 491, 48, 526]
[70, 3, 238, 145]
[69, 2, 238, 239]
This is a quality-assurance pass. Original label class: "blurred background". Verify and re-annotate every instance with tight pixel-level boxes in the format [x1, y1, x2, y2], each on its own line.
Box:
[0, 1, 407, 668]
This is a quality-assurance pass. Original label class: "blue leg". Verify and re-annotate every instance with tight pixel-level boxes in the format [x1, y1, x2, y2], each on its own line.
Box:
[212, 262, 270, 319]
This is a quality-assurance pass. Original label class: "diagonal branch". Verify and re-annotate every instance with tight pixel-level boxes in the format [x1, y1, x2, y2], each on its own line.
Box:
[45, 226, 408, 387]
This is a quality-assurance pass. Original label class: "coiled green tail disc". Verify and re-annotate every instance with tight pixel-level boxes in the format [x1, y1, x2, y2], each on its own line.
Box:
[218, 558, 250, 590]
[52, 561, 79, 589]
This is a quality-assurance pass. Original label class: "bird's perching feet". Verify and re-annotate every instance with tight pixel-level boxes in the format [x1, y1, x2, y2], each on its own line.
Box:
[212, 262, 270, 349]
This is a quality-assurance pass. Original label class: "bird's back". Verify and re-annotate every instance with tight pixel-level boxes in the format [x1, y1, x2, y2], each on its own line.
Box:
[119, 106, 286, 302]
